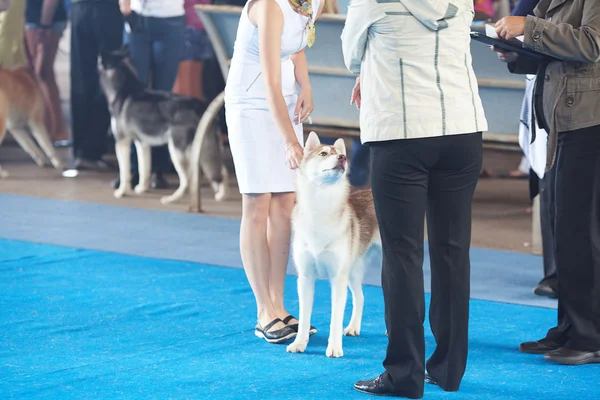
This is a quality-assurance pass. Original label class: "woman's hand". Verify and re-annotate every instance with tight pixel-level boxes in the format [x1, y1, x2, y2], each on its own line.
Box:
[492, 46, 519, 63]
[119, 0, 131, 15]
[285, 141, 304, 170]
[294, 86, 314, 125]
[495, 16, 526, 41]
[350, 77, 361, 109]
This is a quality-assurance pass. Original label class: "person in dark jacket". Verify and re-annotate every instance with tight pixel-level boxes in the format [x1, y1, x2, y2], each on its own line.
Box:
[495, 0, 600, 366]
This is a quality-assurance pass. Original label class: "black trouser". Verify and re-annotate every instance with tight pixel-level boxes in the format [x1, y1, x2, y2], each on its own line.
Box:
[539, 166, 557, 287]
[370, 132, 482, 399]
[70, 1, 123, 161]
[545, 125, 600, 352]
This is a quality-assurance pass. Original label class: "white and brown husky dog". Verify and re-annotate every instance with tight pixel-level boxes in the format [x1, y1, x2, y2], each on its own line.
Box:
[287, 132, 381, 358]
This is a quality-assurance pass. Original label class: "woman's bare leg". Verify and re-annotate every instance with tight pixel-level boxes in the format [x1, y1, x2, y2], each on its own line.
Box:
[240, 193, 286, 330]
[267, 192, 296, 321]
[24, 29, 69, 142]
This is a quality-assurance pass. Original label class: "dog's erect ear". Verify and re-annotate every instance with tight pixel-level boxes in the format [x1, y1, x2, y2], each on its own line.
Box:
[333, 138, 346, 156]
[305, 131, 321, 153]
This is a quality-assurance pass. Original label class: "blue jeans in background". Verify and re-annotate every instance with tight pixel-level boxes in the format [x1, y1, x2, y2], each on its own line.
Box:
[127, 15, 185, 173]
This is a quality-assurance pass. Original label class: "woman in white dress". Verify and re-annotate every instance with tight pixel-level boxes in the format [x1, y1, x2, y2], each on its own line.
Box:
[225, 0, 325, 343]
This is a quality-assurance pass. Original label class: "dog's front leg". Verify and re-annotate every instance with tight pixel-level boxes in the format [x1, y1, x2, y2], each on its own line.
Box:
[114, 138, 133, 198]
[133, 141, 151, 194]
[286, 271, 316, 354]
[327, 272, 349, 358]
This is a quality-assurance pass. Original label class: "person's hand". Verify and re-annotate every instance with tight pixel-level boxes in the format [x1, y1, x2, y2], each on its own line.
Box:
[119, 0, 132, 15]
[294, 86, 314, 125]
[350, 77, 361, 109]
[492, 46, 519, 63]
[285, 141, 304, 170]
[495, 16, 526, 41]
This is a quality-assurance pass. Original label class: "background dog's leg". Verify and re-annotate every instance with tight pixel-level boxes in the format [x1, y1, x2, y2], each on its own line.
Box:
[29, 121, 64, 170]
[161, 140, 188, 205]
[211, 166, 229, 202]
[327, 273, 349, 358]
[286, 272, 316, 354]
[134, 141, 151, 194]
[344, 269, 364, 337]
[114, 138, 133, 198]
[9, 127, 47, 167]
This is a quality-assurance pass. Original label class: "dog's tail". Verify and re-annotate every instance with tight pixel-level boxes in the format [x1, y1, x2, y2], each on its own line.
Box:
[189, 91, 226, 212]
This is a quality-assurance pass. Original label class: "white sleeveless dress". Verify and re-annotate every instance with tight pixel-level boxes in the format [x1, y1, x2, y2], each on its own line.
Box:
[224, 0, 319, 194]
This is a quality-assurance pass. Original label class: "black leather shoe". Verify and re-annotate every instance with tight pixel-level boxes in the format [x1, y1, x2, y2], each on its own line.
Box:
[354, 374, 397, 397]
[533, 282, 558, 298]
[545, 347, 600, 365]
[354, 374, 420, 398]
[519, 338, 561, 354]
[424, 373, 437, 386]
[282, 315, 317, 335]
[254, 318, 296, 344]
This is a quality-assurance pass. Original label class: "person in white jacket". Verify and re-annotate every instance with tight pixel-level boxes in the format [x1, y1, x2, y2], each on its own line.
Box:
[341, 1, 487, 398]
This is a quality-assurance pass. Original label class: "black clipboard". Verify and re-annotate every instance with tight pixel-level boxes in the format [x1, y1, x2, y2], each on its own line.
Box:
[470, 32, 559, 61]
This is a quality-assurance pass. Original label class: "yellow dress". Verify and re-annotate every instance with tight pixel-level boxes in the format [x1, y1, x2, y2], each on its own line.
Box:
[0, 0, 28, 68]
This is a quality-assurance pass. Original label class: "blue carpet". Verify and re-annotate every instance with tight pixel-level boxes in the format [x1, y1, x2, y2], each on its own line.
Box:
[1, 239, 597, 400]
[0, 194, 556, 309]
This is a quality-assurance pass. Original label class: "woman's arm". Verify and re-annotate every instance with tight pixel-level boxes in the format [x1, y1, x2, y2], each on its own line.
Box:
[498, 1, 600, 63]
[40, 0, 61, 27]
[250, 0, 303, 167]
[291, 49, 310, 90]
[119, 0, 131, 15]
[290, 49, 313, 124]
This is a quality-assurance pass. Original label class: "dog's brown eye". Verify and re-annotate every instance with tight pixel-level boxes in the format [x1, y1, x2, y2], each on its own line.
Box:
[319, 152, 327, 157]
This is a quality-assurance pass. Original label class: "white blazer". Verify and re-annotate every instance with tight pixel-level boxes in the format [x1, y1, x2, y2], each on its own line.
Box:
[341, 0, 488, 143]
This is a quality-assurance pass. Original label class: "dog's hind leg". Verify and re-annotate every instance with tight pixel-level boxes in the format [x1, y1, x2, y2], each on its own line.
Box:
[133, 141, 151, 194]
[114, 137, 133, 198]
[29, 119, 64, 170]
[344, 266, 364, 337]
[161, 139, 188, 205]
[9, 127, 47, 167]
[327, 272, 349, 358]
[211, 166, 229, 202]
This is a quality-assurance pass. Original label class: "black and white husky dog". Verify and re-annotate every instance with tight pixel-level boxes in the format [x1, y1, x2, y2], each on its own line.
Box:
[99, 46, 227, 205]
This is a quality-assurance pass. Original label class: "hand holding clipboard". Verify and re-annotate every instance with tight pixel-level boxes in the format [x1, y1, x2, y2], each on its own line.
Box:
[471, 18, 559, 62]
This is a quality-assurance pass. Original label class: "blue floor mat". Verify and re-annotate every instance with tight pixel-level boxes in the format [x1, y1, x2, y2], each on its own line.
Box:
[0, 194, 557, 309]
[1, 239, 597, 400]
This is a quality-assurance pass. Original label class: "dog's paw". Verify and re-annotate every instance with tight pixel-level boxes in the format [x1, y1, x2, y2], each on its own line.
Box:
[160, 195, 177, 205]
[214, 184, 227, 202]
[344, 326, 361, 336]
[286, 340, 308, 354]
[134, 184, 149, 195]
[113, 187, 131, 198]
[326, 344, 344, 358]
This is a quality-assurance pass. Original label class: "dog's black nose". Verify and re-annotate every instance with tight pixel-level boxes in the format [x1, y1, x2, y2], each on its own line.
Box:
[337, 154, 346, 161]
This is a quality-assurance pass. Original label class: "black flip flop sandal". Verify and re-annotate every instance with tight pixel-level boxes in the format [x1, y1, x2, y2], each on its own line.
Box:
[254, 318, 296, 344]
[282, 315, 317, 335]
